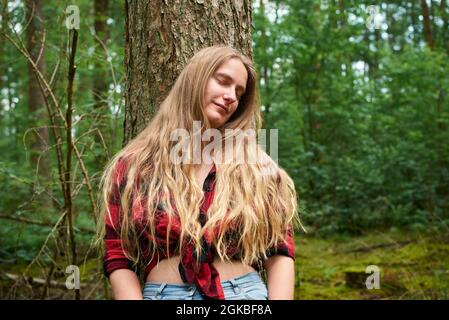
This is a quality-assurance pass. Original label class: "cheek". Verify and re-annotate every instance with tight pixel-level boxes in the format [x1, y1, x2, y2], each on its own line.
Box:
[229, 102, 239, 114]
[205, 81, 223, 100]
[203, 87, 211, 103]
[204, 80, 218, 97]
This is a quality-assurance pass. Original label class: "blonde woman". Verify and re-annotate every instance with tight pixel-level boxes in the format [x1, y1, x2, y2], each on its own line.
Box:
[97, 45, 301, 300]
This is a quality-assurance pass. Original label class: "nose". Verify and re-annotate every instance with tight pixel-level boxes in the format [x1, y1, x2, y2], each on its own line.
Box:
[223, 89, 237, 103]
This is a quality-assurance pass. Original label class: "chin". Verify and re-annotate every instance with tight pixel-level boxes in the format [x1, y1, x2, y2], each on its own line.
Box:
[208, 120, 223, 128]
[206, 111, 226, 128]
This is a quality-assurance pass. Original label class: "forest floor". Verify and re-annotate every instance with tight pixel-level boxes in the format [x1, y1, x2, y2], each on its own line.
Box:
[295, 229, 449, 299]
[1, 229, 448, 299]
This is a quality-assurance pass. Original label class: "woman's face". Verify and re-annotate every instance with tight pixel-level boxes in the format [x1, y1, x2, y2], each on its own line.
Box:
[203, 58, 248, 128]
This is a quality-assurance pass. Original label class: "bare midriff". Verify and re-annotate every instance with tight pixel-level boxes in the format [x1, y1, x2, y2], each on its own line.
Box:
[145, 256, 256, 284]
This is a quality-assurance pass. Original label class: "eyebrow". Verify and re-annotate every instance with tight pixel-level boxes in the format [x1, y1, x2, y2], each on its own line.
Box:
[215, 72, 246, 94]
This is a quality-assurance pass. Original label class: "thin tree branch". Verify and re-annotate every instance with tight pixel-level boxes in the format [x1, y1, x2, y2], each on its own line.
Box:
[0, 214, 95, 234]
[3, 31, 99, 222]
[66, 28, 80, 300]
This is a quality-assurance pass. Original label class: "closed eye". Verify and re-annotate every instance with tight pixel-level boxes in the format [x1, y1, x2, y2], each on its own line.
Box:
[215, 78, 240, 99]
[216, 75, 231, 86]
[215, 72, 246, 100]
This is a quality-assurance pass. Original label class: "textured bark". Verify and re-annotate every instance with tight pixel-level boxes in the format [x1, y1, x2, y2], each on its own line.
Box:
[123, 0, 252, 144]
[0, 0, 9, 124]
[93, 0, 110, 168]
[26, 0, 51, 188]
[420, 0, 435, 49]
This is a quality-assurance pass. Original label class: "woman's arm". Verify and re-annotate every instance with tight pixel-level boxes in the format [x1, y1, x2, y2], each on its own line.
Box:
[263, 255, 295, 300]
[109, 269, 143, 300]
[103, 159, 143, 300]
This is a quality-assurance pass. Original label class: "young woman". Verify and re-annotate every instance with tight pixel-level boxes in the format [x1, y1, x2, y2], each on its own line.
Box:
[97, 45, 301, 300]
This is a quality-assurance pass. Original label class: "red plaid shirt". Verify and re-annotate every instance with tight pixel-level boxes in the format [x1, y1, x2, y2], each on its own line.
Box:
[103, 159, 295, 300]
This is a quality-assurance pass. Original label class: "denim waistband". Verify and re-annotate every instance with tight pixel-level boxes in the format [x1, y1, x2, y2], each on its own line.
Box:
[143, 271, 263, 290]
[143, 271, 267, 300]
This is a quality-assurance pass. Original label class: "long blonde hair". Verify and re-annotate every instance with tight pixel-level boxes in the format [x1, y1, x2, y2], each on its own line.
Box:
[97, 45, 301, 268]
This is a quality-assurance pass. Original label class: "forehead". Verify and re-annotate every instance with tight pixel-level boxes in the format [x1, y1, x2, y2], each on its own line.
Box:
[214, 58, 248, 89]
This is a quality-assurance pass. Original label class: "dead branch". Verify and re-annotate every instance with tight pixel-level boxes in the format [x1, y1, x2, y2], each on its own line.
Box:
[35, 28, 46, 66]
[0, 214, 95, 234]
[3, 31, 98, 223]
[66, 28, 80, 300]
[343, 240, 413, 253]
[2, 12, 102, 300]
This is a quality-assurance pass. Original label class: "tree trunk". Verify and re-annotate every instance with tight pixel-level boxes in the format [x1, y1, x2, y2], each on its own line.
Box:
[123, 0, 252, 143]
[93, 0, 110, 169]
[386, 3, 395, 50]
[258, 0, 271, 114]
[26, 0, 51, 208]
[0, 0, 9, 125]
[410, 1, 419, 46]
[338, 0, 345, 28]
[441, 0, 448, 53]
[420, 0, 435, 49]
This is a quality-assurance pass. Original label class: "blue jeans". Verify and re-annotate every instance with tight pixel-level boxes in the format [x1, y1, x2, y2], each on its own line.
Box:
[142, 271, 268, 300]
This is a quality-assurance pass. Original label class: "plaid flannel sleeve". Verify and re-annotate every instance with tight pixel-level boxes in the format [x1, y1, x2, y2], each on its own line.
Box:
[265, 224, 295, 260]
[103, 159, 136, 278]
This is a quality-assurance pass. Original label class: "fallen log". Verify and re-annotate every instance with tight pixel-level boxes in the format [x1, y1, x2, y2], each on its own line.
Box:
[344, 240, 413, 253]
[3, 272, 86, 289]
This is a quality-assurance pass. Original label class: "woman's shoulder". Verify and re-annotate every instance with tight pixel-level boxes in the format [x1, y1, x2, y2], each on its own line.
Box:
[112, 156, 129, 177]
[110, 154, 136, 185]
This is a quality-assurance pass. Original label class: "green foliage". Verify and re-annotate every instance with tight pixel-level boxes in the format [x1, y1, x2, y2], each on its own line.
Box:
[0, 0, 449, 299]
[0, 0, 125, 281]
[254, 0, 449, 235]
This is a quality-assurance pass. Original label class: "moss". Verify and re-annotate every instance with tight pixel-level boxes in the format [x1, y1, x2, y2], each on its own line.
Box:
[295, 230, 449, 299]
[1, 229, 448, 299]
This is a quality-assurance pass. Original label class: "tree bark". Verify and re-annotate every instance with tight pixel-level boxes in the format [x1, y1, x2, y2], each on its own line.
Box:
[420, 0, 435, 49]
[0, 0, 9, 125]
[26, 0, 51, 206]
[123, 0, 252, 144]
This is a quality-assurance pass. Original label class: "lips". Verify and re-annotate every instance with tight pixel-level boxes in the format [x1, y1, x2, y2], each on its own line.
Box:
[213, 102, 227, 114]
